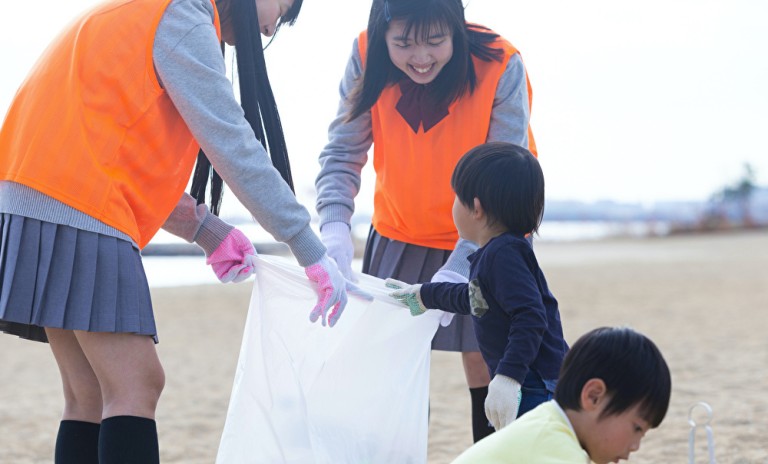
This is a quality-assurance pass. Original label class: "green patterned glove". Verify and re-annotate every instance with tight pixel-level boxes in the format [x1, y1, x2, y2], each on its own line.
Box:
[385, 278, 428, 316]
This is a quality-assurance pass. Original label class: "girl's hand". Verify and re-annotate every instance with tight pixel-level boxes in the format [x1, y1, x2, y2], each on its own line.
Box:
[385, 278, 428, 316]
[206, 228, 257, 283]
[304, 255, 351, 327]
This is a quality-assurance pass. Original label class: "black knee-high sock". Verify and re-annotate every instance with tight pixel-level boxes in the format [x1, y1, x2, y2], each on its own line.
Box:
[55, 420, 100, 464]
[99, 416, 159, 464]
[469, 386, 495, 443]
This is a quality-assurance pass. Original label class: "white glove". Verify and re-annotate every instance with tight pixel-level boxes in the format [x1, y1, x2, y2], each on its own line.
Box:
[320, 222, 357, 282]
[485, 374, 522, 430]
[385, 278, 429, 316]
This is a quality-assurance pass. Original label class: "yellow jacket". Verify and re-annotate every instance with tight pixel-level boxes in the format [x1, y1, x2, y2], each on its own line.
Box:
[452, 401, 590, 464]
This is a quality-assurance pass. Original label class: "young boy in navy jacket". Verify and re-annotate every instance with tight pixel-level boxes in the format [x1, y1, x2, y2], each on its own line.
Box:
[388, 142, 568, 431]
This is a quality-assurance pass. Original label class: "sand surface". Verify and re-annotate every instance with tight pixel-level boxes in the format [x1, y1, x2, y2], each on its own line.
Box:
[1, 230, 767, 463]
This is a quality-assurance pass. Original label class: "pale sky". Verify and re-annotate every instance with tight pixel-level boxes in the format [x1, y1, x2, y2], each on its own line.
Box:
[2, 0, 767, 217]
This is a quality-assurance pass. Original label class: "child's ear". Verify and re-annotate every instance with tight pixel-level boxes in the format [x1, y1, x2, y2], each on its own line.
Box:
[472, 197, 485, 220]
[580, 378, 607, 412]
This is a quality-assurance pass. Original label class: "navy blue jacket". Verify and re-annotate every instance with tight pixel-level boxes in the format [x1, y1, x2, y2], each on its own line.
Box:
[421, 233, 568, 383]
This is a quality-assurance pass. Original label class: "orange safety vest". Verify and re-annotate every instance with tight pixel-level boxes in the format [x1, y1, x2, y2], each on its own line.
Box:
[359, 28, 536, 250]
[0, 0, 221, 248]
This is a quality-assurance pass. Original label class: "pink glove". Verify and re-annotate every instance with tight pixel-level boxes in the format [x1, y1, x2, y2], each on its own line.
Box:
[304, 255, 349, 327]
[206, 229, 257, 283]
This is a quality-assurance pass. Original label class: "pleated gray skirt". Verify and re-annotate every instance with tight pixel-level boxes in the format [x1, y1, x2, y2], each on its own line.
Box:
[362, 227, 480, 352]
[0, 213, 156, 343]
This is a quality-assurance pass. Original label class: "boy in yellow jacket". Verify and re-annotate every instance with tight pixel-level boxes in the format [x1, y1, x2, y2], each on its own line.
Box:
[451, 326, 671, 464]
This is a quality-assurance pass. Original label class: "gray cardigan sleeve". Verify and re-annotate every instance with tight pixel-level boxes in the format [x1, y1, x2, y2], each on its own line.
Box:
[487, 53, 532, 147]
[161, 193, 233, 257]
[152, 0, 324, 266]
[314, 39, 373, 229]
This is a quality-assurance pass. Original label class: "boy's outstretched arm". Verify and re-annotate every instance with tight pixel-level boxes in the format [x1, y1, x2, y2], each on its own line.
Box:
[386, 280, 471, 316]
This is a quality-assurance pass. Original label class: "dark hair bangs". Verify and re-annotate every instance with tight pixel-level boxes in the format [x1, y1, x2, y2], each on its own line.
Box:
[397, 5, 456, 45]
[637, 384, 672, 429]
[599, 337, 672, 428]
[278, 0, 303, 28]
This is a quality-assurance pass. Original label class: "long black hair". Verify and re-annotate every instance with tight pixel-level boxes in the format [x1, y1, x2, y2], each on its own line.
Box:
[190, 0, 303, 215]
[348, 0, 503, 122]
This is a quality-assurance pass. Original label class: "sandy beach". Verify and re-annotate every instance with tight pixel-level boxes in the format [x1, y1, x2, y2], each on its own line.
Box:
[1, 230, 767, 463]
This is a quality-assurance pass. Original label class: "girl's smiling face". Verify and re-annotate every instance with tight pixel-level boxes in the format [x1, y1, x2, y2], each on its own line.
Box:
[385, 19, 453, 84]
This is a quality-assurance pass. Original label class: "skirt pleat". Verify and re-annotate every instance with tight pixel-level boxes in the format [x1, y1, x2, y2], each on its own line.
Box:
[362, 227, 480, 352]
[0, 214, 156, 343]
[35, 223, 77, 329]
[90, 233, 119, 333]
[1, 213, 40, 322]
[64, 227, 99, 330]
[29, 221, 59, 325]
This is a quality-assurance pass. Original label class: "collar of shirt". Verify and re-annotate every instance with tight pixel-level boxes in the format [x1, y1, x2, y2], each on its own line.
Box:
[395, 79, 450, 133]
[552, 400, 592, 464]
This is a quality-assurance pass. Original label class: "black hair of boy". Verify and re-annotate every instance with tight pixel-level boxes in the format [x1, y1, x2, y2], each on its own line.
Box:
[450, 141, 544, 236]
[554, 327, 672, 427]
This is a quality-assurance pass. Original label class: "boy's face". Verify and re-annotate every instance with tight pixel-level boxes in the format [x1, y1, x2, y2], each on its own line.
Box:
[582, 402, 651, 463]
[451, 196, 482, 245]
[451, 196, 472, 240]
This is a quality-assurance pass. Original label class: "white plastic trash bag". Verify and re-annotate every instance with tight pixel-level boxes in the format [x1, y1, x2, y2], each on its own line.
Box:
[216, 255, 442, 464]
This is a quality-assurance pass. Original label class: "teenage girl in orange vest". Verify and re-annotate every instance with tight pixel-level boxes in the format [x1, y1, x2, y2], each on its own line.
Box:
[315, 0, 536, 443]
[0, 0, 355, 462]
